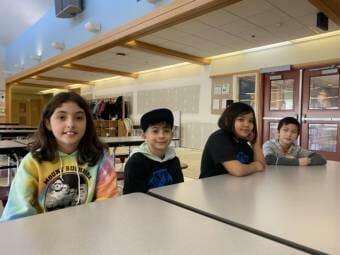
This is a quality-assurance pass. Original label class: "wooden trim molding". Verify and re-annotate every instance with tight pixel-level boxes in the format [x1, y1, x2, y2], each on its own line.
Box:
[31, 75, 93, 85]
[62, 63, 138, 78]
[14, 82, 59, 89]
[293, 58, 340, 69]
[308, 0, 340, 25]
[124, 40, 211, 65]
[210, 69, 259, 78]
[5, 84, 12, 122]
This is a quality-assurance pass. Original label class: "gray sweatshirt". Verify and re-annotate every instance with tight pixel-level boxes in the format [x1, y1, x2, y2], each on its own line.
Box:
[262, 139, 326, 166]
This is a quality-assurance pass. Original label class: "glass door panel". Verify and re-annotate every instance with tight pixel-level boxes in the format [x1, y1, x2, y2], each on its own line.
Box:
[239, 76, 256, 108]
[302, 68, 340, 118]
[262, 120, 279, 142]
[308, 123, 337, 152]
[269, 122, 279, 140]
[309, 74, 339, 110]
[301, 121, 340, 160]
[270, 79, 294, 110]
[262, 70, 300, 143]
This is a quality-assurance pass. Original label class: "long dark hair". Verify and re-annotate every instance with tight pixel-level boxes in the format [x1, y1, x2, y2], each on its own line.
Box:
[218, 102, 257, 144]
[31, 92, 106, 166]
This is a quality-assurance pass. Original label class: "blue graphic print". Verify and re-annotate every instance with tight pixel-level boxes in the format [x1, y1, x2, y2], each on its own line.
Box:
[148, 168, 173, 189]
[236, 151, 250, 164]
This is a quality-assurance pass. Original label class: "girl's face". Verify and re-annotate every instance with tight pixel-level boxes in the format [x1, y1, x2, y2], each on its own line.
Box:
[233, 112, 254, 140]
[45, 102, 86, 154]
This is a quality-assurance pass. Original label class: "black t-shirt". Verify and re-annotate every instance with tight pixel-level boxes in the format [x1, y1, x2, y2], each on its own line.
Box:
[123, 153, 184, 194]
[200, 129, 253, 178]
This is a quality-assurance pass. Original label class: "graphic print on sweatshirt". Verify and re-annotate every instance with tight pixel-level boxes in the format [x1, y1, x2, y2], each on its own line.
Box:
[44, 173, 88, 211]
[147, 168, 173, 189]
[236, 151, 250, 164]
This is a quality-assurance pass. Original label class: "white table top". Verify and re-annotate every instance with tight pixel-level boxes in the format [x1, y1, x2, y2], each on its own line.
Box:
[100, 136, 179, 147]
[100, 135, 144, 143]
[0, 193, 305, 255]
[0, 140, 27, 154]
[0, 140, 27, 149]
[0, 129, 36, 134]
[0, 125, 36, 129]
[149, 162, 340, 254]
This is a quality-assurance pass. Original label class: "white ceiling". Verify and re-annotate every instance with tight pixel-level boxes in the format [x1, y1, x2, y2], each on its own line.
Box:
[11, 0, 340, 94]
[0, 0, 54, 46]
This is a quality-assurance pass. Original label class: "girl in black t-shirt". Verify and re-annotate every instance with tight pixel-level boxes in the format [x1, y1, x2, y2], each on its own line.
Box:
[200, 102, 265, 178]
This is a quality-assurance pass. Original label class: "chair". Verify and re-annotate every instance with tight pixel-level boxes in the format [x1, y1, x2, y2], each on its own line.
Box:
[0, 165, 16, 207]
[123, 118, 134, 136]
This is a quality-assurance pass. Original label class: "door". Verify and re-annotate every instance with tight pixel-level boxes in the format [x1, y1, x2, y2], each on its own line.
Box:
[300, 66, 340, 160]
[262, 69, 300, 142]
[262, 65, 340, 161]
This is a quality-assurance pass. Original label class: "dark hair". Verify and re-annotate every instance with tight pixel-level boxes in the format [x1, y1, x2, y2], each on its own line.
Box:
[31, 92, 106, 166]
[218, 102, 257, 144]
[277, 117, 300, 134]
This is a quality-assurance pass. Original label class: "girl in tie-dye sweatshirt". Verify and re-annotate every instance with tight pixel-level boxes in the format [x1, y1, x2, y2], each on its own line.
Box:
[1, 92, 117, 221]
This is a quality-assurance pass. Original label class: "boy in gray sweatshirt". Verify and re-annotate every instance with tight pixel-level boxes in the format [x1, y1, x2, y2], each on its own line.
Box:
[263, 117, 326, 166]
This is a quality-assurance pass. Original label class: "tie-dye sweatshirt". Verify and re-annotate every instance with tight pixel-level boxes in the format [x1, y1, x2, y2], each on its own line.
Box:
[1, 150, 117, 222]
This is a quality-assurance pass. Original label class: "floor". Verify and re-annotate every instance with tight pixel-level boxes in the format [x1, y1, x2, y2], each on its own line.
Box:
[0, 147, 202, 216]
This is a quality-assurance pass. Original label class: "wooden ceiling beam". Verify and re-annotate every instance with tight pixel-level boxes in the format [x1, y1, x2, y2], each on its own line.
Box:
[31, 75, 93, 85]
[124, 40, 211, 65]
[62, 63, 138, 78]
[308, 0, 340, 25]
[14, 82, 59, 89]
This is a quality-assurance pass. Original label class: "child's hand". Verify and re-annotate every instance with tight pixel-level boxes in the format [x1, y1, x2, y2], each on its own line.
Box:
[299, 157, 311, 166]
[246, 131, 255, 143]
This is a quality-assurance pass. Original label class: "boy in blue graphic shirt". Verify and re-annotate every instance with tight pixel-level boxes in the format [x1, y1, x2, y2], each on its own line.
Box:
[123, 108, 184, 194]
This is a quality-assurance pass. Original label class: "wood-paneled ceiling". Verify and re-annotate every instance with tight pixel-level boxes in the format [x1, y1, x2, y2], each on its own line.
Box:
[7, 0, 340, 94]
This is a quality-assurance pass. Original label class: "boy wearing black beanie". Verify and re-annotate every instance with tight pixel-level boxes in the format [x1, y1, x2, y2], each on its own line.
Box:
[123, 108, 184, 194]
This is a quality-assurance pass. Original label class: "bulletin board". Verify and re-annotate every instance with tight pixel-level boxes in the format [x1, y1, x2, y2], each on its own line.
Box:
[211, 75, 233, 115]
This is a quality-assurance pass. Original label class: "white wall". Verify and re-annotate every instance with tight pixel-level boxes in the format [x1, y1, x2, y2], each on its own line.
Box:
[84, 35, 340, 149]
[0, 46, 5, 91]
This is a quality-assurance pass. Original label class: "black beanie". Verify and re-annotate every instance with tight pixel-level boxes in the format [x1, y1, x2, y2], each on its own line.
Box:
[141, 108, 174, 132]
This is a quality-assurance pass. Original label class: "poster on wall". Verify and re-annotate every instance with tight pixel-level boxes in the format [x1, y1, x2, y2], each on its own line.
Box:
[211, 75, 233, 115]
[0, 90, 5, 116]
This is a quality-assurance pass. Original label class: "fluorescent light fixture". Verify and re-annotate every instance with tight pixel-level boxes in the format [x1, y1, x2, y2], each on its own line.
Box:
[92, 63, 191, 82]
[66, 84, 84, 89]
[210, 42, 293, 60]
[290, 30, 340, 43]
[39, 88, 68, 94]
[94, 76, 121, 83]
[31, 54, 42, 61]
[51, 42, 65, 50]
[244, 41, 292, 53]
[84, 22, 101, 33]
[139, 62, 190, 74]
[211, 30, 340, 60]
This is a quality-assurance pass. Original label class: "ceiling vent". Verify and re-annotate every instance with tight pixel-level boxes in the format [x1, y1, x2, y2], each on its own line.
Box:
[55, 0, 83, 18]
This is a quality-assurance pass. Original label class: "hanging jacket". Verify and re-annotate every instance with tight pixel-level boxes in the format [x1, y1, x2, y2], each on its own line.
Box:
[1, 150, 117, 222]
